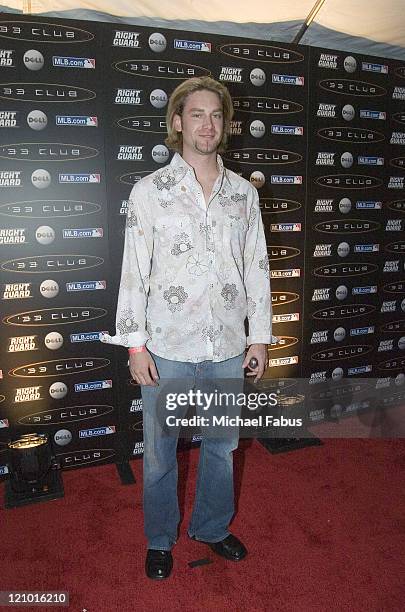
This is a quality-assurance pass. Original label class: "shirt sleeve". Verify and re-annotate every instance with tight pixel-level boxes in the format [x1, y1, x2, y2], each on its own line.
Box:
[243, 186, 278, 346]
[100, 182, 154, 348]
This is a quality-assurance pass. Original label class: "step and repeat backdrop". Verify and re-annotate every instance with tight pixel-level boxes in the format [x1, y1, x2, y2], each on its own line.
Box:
[0, 15, 404, 474]
[305, 52, 405, 423]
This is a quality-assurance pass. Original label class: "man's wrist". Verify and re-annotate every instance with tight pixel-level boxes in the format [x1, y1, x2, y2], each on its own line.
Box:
[128, 346, 146, 354]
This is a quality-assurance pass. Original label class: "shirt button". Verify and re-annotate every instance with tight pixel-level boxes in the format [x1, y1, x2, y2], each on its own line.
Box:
[181, 186, 186, 192]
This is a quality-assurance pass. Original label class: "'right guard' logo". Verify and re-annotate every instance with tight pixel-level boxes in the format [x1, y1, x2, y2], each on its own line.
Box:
[0, 170, 22, 186]
[114, 88, 142, 105]
[2, 282, 33, 300]
[0, 110, 19, 127]
[0, 49, 14, 67]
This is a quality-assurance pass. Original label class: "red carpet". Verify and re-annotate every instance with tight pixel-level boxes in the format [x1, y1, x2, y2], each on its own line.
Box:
[1, 439, 405, 612]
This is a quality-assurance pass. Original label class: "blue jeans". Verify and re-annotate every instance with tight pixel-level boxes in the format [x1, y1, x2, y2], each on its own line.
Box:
[141, 350, 245, 551]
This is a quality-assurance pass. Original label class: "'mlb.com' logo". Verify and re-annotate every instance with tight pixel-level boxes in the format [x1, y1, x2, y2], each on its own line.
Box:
[52, 56, 95, 69]
[70, 331, 106, 343]
[66, 281, 106, 292]
[59, 174, 100, 183]
[362, 62, 388, 74]
[79, 425, 116, 438]
[174, 39, 211, 52]
[56, 116, 98, 126]
[272, 74, 304, 86]
[271, 125, 303, 135]
[75, 379, 112, 392]
[271, 175, 302, 184]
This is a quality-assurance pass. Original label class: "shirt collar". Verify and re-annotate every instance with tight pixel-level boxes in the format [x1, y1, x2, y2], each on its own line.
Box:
[170, 151, 228, 186]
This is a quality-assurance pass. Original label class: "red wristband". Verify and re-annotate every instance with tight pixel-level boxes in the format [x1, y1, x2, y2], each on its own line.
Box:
[128, 346, 146, 354]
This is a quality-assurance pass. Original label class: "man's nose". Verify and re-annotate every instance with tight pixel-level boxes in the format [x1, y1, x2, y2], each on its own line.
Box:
[203, 114, 214, 128]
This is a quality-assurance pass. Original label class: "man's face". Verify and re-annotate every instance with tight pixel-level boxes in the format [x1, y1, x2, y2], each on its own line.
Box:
[173, 89, 224, 157]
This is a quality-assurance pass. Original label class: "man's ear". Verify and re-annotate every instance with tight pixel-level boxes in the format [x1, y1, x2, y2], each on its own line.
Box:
[173, 113, 182, 133]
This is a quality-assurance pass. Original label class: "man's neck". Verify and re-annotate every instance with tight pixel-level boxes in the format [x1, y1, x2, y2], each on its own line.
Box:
[181, 150, 219, 182]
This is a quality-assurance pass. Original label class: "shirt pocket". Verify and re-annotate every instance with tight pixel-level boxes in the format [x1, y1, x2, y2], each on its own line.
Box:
[154, 214, 194, 256]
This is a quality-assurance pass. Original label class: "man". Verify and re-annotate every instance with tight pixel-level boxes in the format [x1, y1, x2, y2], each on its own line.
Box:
[102, 76, 275, 579]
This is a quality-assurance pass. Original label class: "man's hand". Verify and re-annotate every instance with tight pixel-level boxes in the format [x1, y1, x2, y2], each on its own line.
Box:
[129, 351, 159, 386]
[242, 343, 268, 383]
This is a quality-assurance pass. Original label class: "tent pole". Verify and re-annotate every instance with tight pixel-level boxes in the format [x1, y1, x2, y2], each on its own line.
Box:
[292, 0, 327, 45]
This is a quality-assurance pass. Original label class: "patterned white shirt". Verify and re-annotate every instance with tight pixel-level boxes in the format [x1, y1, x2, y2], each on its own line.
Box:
[101, 152, 276, 362]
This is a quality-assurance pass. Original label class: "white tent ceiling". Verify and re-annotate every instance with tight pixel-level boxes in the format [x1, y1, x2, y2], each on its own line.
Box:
[1, 0, 405, 60]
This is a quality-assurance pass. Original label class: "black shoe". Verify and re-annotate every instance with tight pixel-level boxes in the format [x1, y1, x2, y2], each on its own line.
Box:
[145, 549, 173, 580]
[190, 533, 247, 561]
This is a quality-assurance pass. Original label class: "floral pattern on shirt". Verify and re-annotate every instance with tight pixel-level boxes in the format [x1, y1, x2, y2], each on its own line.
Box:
[163, 285, 188, 313]
[170, 232, 193, 256]
[101, 152, 276, 362]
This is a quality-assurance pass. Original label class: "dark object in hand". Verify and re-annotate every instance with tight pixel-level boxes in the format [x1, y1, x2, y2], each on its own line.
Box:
[248, 357, 258, 369]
